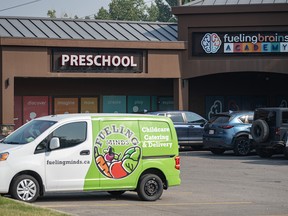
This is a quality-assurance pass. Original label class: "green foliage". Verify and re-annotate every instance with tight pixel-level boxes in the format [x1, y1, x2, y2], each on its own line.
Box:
[146, 3, 159, 21]
[94, 7, 111, 20]
[97, 0, 147, 21]
[0, 196, 68, 216]
[94, 0, 177, 22]
[155, 0, 173, 22]
[47, 0, 195, 20]
[47, 9, 56, 18]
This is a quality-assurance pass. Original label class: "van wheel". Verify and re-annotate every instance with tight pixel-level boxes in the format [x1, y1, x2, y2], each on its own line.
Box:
[137, 174, 163, 201]
[234, 136, 251, 156]
[251, 119, 269, 143]
[10, 175, 39, 203]
[211, 149, 225, 155]
[107, 191, 125, 196]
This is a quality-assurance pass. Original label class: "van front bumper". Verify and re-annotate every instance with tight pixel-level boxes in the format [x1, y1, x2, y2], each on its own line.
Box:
[0, 162, 12, 194]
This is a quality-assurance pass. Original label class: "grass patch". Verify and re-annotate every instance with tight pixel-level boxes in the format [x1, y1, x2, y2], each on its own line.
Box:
[0, 196, 69, 216]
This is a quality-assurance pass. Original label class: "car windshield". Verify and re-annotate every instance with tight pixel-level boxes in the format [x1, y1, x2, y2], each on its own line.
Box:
[2, 120, 56, 145]
[185, 112, 206, 124]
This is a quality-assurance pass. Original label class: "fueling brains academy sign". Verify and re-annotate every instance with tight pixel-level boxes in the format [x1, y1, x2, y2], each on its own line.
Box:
[192, 32, 288, 56]
[52, 49, 144, 73]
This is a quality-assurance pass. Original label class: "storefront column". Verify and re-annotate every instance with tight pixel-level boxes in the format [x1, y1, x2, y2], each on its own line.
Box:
[173, 78, 189, 110]
[0, 73, 14, 136]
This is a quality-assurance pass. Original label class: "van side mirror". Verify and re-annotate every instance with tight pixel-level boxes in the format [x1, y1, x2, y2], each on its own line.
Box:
[49, 137, 60, 150]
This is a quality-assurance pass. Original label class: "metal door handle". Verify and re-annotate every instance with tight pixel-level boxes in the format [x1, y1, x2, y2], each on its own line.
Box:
[80, 150, 90, 155]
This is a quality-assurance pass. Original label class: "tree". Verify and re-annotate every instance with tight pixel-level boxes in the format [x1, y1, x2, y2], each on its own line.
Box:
[145, 3, 159, 22]
[47, 9, 56, 18]
[155, 0, 173, 22]
[94, 7, 111, 20]
[95, 0, 147, 21]
[47, 0, 194, 20]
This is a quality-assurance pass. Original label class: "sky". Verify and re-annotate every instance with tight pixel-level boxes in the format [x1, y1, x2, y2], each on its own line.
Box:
[0, 0, 111, 18]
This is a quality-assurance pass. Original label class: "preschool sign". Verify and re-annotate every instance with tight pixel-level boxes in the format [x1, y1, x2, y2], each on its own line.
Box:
[52, 48, 144, 73]
[192, 32, 288, 56]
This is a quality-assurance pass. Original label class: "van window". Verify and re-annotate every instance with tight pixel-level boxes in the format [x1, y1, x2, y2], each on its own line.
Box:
[52, 122, 87, 149]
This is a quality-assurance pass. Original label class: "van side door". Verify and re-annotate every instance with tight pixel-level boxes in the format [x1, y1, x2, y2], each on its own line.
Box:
[44, 120, 96, 191]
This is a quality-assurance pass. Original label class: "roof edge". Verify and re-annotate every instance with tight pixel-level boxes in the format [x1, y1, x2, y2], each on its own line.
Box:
[172, 3, 288, 15]
[0, 37, 187, 50]
[0, 15, 177, 25]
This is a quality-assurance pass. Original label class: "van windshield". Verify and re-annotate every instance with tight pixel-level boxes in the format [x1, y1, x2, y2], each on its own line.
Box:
[2, 120, 56, 145]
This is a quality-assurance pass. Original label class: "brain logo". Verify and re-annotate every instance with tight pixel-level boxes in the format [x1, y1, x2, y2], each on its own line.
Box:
[201, 33, 222, 54]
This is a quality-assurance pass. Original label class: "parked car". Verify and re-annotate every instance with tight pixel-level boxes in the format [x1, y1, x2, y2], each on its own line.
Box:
[203, 111, 254, 156]
[148, 111, 207, 149]
[251, 107, 288, 159]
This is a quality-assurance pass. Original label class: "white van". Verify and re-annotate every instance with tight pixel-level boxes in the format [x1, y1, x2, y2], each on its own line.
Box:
[0, 114, 180, 202]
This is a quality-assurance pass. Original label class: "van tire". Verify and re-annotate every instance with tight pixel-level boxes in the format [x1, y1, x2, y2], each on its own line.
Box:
[233, 136, 251, 156]
[10, 175, 39, 203]
[251, 119, 269, 143]
[137, 174, 163, 201]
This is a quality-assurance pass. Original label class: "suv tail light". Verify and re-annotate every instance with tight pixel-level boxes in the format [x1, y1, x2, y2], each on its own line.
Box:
[275, 127, 281, 135]
[175, 156, 180, 170]
[219, 125, 234, 129]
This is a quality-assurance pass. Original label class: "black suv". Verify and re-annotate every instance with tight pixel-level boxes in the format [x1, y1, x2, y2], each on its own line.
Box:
[251, 107, 288, 159]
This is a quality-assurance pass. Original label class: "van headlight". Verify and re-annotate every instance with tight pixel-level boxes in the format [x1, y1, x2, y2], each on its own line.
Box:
[0, 152, 9, 161]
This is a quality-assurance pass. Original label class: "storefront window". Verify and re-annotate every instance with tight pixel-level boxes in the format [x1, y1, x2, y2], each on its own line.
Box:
[128, 96, 150, 113]
[81, 97, 98, 113]
[158, 97, 174, 111]
[103, 96, 126, 113]
[54, 98, 78, 114]
[23, 96, 49, 123]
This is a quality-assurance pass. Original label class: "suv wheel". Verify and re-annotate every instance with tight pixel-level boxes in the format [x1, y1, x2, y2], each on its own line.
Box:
[234, 136, 251, 156]
[251, 119, 269, 143]
[256, 147, 273, 158]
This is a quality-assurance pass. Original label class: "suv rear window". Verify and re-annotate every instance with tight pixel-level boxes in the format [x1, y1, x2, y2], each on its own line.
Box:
[209, 115, 230, 124]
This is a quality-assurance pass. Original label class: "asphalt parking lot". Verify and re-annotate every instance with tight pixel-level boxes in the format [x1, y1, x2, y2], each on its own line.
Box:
[35, 150, 288, 216]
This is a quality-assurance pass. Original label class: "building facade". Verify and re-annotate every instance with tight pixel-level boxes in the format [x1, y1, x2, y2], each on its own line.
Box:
[173, 2, 288, 119]
[1, 1, 288, 134]
[0, 18, 186, 134]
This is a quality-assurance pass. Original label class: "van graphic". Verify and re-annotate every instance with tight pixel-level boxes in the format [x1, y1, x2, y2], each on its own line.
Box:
[94, 145, 141, 179]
